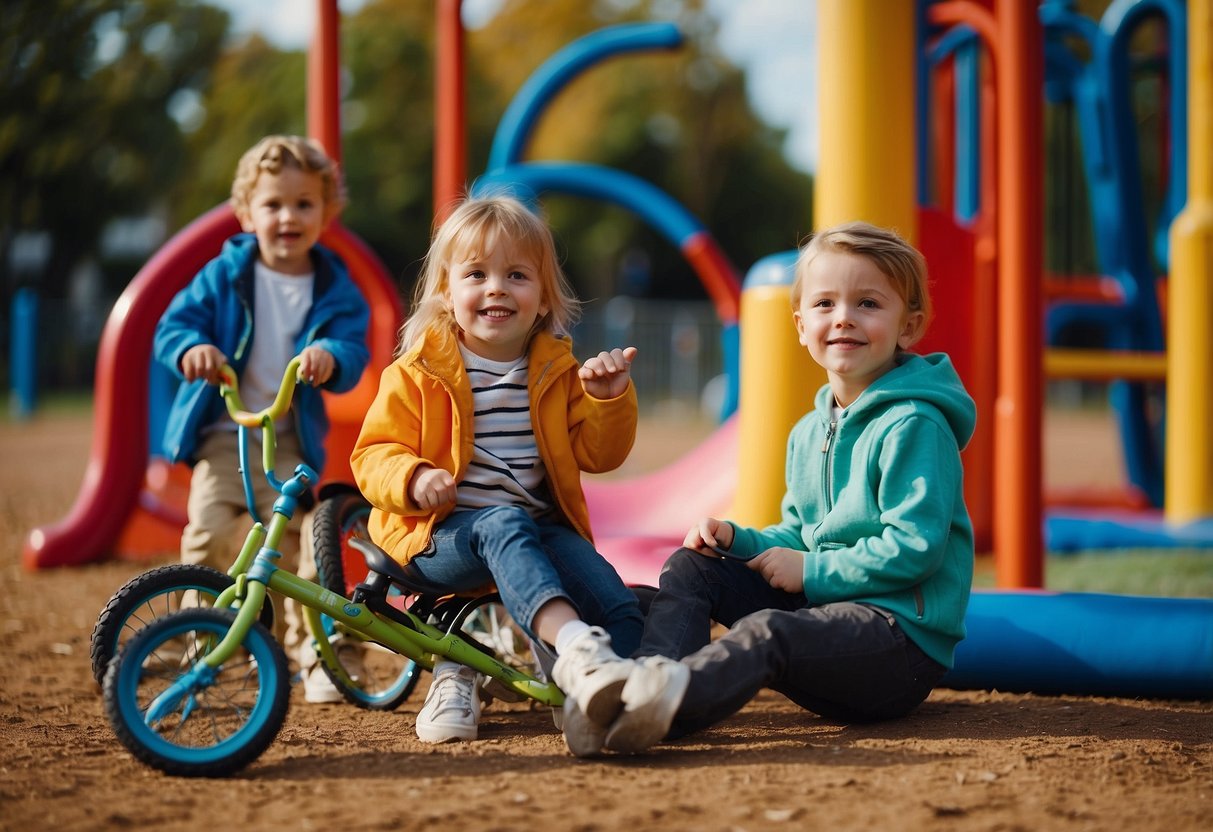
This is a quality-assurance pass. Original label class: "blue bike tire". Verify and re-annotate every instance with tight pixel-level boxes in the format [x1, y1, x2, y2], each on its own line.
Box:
[103, 607, 289, 777]
[312, 491, 422, 710]
[90, 563, 275, 689]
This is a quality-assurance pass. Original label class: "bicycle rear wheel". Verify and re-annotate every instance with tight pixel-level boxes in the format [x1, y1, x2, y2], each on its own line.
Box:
[456, 594, 546, 701]
[90, 563, 275, 688]
[103, 607, 290, 778]
[311, 491, 421, 710]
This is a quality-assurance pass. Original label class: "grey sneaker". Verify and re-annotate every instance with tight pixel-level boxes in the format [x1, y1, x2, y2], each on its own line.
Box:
[560, 694, 607, 757]
[530, 636, 557, 683]
[603, 655, 690, 754]
[551, 627, 634, 757]
[416, 663, 482, 743]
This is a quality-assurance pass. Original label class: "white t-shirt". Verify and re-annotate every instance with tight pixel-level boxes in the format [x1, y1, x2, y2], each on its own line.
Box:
[239, 262, 314, 425]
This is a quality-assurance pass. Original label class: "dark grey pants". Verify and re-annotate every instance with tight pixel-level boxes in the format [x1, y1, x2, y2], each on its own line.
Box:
[636, 548, 946, 739]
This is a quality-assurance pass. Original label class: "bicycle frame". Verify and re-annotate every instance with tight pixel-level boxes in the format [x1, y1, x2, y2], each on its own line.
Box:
[143, 359, 563, 725]
[147, 527, 563, 724]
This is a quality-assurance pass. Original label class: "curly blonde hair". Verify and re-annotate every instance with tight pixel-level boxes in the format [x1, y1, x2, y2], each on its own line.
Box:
[230, 135, 347, 222]
[398, 195, 581, 355]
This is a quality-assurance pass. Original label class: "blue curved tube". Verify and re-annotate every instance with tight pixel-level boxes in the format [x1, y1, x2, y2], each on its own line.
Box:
[473, 162, 706, 246]
[945, 591, 1213, 700]
[1102, 0, 1187, 268]
[489, 23, 683, 171]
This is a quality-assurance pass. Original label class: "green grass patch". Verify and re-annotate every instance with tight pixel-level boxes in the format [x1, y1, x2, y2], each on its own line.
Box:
[975, 550, 1213, 597]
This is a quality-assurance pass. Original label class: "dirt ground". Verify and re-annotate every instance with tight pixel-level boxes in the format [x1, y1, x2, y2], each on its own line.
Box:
[1, 409, 1209, 832]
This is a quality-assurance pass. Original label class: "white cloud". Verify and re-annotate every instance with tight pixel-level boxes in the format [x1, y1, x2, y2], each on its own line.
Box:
[216, 1, 316, 48]
[708, 0, 817, 173]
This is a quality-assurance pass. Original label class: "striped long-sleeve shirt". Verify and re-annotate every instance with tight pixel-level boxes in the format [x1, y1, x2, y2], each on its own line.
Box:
[454, 345, 552, 517]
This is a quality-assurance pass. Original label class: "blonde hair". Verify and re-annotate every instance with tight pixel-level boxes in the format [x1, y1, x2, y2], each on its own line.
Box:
[792, 221, 932, 329]
[398, 195, 581, 354]
[230, 135, 347, 222]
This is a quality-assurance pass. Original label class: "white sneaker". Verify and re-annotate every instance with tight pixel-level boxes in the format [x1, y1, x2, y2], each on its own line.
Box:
[603, 655, 690, 754]
[416, 663, 482, 743]
[551, 627, 634, 757]
[302, 666, 344, 704]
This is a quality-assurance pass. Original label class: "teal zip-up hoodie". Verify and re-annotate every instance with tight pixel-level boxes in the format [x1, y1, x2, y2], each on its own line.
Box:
[729, 352, 976, 668]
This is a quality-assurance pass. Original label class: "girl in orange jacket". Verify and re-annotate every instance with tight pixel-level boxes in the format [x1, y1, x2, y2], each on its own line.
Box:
[351, 195, 659, 756]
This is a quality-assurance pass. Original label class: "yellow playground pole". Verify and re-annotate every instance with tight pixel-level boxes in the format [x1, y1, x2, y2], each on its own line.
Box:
[732, 258, 821, 526]
[732, 0, 916, 527]
[1165, 0, 1213, 522]
[815, 0, 917, 237]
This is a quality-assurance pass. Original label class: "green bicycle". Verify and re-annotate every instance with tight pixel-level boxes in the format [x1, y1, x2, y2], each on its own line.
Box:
[101, 359, 562, 777]
[91, 357, 426, 708]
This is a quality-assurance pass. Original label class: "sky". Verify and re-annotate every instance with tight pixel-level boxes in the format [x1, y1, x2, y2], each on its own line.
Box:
[209, 0, 818, 173]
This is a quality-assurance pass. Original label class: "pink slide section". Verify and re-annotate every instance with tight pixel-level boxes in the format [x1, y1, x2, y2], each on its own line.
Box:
[585, 415, 739, 586]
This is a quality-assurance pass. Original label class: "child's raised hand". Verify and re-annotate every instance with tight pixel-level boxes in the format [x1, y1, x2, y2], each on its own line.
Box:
[298, 345, 336, 386]
[747, 547, 806, 594]
[181, 344, 228, 384]
[578, 346, 638, 400]
[683, 517, 734, 555]
[409, 464, 457, 511]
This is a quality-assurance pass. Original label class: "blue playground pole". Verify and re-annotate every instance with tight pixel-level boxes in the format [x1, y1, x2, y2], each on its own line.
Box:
[10, 287, 38, 420]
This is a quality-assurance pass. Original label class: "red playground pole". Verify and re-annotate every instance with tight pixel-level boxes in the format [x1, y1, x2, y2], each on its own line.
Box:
[434, 0, 466, 222]
[309, 0, 342, 162]
[993, 0, 1044, 588]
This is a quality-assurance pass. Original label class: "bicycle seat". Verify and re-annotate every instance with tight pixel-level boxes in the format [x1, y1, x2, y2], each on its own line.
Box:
[346, 535, 498, 638]
[348, 536, 420, 589]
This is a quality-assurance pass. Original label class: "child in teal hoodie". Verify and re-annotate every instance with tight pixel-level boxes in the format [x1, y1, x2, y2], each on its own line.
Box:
[593, 221, 977, 755]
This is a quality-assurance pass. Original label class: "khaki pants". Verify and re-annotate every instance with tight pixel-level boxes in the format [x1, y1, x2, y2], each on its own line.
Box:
[181, 429, 318, 671]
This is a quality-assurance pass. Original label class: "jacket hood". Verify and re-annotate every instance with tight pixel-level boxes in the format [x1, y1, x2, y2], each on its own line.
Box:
[816, 352, 976, 449]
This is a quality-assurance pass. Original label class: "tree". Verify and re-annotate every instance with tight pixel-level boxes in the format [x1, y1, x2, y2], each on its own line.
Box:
[163, 0, 811, 311]
[338, 0, 439, 291]
[0, 0, 228, 312]
[169, 34, 307, 226]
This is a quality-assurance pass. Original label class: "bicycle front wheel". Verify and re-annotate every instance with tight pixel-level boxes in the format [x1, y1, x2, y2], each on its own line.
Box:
[90, 563, 275, 688]
[312, 491, 421, 710]
[103, 607, 290, 778]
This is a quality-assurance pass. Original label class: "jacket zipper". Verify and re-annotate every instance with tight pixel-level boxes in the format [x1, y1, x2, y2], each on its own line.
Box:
[820, 418, 837, 511]
[235, 292, 254, 362]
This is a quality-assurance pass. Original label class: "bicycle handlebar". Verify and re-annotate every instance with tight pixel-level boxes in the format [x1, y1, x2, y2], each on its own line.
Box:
[217, 357, 303, 428]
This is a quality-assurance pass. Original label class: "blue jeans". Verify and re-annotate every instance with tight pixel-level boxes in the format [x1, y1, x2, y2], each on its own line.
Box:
[401, 506, 644, 656]
[638, 548, 946, 737]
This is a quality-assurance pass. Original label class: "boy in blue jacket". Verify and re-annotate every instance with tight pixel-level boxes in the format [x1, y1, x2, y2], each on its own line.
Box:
[594, 221, 976, 755]
[154, 135, 369, 702]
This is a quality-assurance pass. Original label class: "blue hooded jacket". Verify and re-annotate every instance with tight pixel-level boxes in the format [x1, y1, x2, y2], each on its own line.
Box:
[153, 233, 370, 471]
[729, 352, 977, 668]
